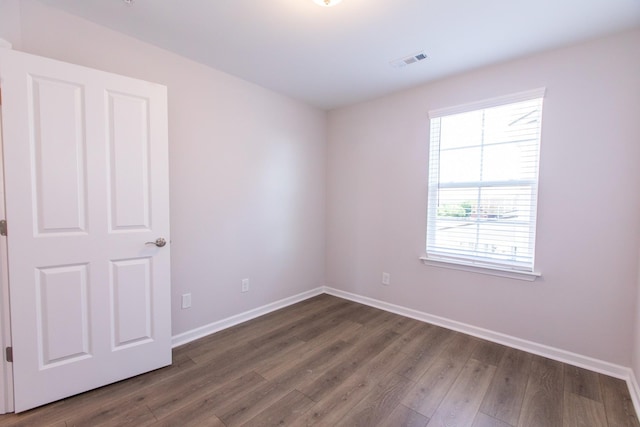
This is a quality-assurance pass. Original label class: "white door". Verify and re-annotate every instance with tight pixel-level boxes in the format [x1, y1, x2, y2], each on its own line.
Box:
[0, 48, 171, 412]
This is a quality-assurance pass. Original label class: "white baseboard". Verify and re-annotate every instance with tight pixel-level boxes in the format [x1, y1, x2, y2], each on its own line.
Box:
[171, 287, 324, 348]
[324, 287, 633, 375]
[628, 370, 640, 421]
[327, 286, 640, 421]
[324, 287, 640, 420]
[170, 285, 640, 421]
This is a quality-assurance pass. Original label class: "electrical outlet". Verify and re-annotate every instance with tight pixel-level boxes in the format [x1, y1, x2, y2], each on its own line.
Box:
[241, 278, 250, 293]
[382, 272, 390, 286]
[181, 293, 192, 309]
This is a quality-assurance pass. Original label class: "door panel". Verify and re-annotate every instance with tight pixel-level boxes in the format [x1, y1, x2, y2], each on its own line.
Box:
[30, 76, 87, 235]
[107, 91, 151, 231]
[36, 264, 90, 366]
[110, 257, 152, 348]
[0, 48, 171, 412]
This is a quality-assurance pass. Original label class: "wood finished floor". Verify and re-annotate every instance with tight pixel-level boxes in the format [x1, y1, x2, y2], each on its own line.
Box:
[0, 294, 638, 427]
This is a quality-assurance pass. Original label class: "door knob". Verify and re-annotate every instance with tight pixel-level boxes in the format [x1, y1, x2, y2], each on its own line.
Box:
[145, 238, 167, 247]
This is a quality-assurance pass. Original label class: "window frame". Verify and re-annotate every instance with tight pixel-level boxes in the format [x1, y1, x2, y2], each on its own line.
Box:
[423, 89, 545, 281]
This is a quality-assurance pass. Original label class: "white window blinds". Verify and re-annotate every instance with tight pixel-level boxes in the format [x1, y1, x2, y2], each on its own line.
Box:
[426, 89, 544, 272]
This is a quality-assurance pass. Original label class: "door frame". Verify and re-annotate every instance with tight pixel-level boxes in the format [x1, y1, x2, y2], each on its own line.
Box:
[0, 105, 15, 414]
[0, 40, 15, 414]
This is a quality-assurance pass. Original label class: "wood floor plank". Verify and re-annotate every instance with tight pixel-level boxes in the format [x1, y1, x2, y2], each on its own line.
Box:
[385, 315, 425, 335]
[7, 353, 195, 427]
[347, 304, 390, 325]
[182, 294, 341, 362]
[335, 372, 414, 427]
[0, 399, 70, 427]
[336, 319, 369, 341]
[256, 321, 360, 379]
[299, 328, 401, 402]
[400, 324, 451, 359]
[144, 365, 258, 417]
[439, 332, 482, 362]
[241, 390, 315, 427]
[471, 340, 508, 367]
[564, 365, 602, 402]
[563, 391, 607, 427]
[381, 404, 429, 427]
[11, 420, 67, 427]
[517, 356, 564, 427]
[216, 381, 291, 427]
[294, 332, 410, 426]
[152, 414, 225, 427]
[334, 310, 400, 344]
[64, 329, 303, 425]
[400, 355, 465, 418]
[426, 358, 497, 427]
[149, 371, 266, 420]
[394, 326, 455, 380]
[268, 339, 353, 390]
[392, 322, 436, 354]
[480, 347, 532, 426]
[472, 412, 514, 427]
[151, 372, 264, 426]
[191, 295, 341, 356]
[144, 337, 303, 418]
[218, 338, 354, 426]
[65, 395, 158, 427]
[600, 375, 640, 427]
[297, 373, 375, 426]
[9, 348, 197, 427]
[191, 326, 305, 368]
[400, 332, 482, 418]
[247, 300, 357, 348]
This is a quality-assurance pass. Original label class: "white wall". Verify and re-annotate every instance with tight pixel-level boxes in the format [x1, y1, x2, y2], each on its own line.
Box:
[0, 0, 22, 50]
[326, 29, 640, 366]
[1, 0, 326, 336]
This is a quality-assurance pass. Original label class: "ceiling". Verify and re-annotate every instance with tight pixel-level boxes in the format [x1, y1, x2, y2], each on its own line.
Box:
[37, 0, 640, 110]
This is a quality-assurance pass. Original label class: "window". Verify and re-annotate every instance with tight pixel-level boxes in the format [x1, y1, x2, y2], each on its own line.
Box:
[425, 89, 544, 277]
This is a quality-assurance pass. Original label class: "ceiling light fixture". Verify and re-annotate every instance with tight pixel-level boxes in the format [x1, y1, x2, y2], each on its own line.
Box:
[312, 0, 343, 7]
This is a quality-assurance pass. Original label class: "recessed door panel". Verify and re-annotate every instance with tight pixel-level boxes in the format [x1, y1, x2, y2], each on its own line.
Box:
[29, 76, 87, 235]
[107, 92, 151, 232]
[36, 264, 90, 367]
[110, 258, 152, 348]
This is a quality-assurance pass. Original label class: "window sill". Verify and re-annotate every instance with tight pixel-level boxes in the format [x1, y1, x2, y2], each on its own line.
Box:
[419, 256, 541, 282]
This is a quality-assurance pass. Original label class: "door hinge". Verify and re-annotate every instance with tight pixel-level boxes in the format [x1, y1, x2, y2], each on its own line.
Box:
[0, 220, 6, 236]
[5, 347, 12, 363]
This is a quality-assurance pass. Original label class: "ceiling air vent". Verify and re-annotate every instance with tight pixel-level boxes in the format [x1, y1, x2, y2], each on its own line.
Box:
[390, 51, 428, 69]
